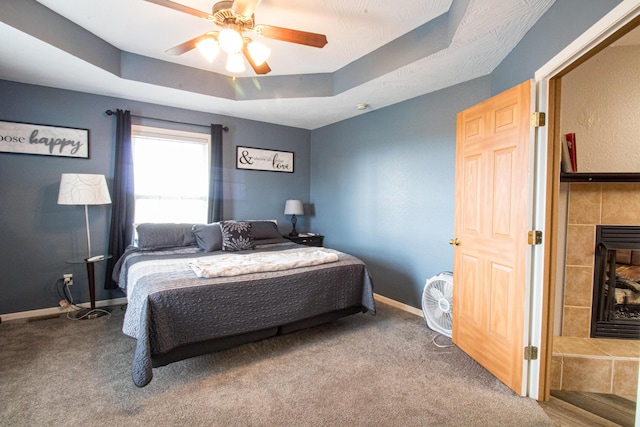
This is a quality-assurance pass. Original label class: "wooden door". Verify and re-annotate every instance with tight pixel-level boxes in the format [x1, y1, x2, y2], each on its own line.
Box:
[452, 80, 533, 396]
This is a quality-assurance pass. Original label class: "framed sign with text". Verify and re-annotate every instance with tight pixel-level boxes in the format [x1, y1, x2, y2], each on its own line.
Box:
[236, 146, 294, 173]
[0, 120, 89, 159]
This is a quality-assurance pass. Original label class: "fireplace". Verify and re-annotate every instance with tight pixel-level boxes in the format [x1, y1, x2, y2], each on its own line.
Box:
[591, 225, 640, 339]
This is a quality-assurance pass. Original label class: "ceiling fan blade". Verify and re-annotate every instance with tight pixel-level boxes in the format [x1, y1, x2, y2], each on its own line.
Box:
[242, 45, 271, 75]
[144, 0, 213, 20]
[254, 25, 328, 48]
[166, 33, 212, 55]
[232, 0, 262, 17]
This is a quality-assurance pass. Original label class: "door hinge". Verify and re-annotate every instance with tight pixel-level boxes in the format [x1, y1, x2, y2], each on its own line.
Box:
[531, 112, 546, 127]
[524, 346, 538, 360]
[528, 230, 542, 245]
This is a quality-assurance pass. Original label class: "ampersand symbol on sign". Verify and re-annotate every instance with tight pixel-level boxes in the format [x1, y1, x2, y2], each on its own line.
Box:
[238, 150, 253, 165]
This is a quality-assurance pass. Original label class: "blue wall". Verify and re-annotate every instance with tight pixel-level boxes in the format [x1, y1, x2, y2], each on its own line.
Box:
[0, 81, 311, 314]
[309, 0, 622, 308]
[310, 77, 490, 306]
[0, 0, 622, 315]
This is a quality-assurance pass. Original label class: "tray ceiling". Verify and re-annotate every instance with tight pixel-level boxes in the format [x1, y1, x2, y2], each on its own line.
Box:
[0, 0, 556, 129]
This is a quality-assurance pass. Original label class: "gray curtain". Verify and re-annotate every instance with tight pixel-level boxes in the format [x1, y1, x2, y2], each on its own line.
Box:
[105, 109, 135, 289]
[208, 124, 224, 223]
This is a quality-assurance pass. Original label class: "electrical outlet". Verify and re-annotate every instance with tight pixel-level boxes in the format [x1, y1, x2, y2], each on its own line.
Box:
[63, 273, 73, 286]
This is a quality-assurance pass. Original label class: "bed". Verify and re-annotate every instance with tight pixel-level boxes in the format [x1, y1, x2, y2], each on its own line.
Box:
[113, 221, 376, 387]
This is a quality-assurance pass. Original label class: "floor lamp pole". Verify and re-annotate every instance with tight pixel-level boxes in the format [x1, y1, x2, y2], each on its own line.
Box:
[84, 204, 92, 258]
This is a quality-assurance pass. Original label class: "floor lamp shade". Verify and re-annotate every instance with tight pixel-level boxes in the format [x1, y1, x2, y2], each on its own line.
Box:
[58, 174, 112, 257]
[57, 174, 112, 206]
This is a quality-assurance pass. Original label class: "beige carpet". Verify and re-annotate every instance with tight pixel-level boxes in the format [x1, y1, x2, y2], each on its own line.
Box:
[0, 302, 552, 426]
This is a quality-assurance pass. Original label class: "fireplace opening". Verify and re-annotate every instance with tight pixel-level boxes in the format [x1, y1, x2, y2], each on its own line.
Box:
[591, 225, 640, 339]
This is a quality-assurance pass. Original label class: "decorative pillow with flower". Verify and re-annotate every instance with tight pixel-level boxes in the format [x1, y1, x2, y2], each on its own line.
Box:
[220, 221, 256, 251]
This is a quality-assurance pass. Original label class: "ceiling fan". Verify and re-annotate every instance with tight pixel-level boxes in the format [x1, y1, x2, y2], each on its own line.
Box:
[145, 0, 328, 75]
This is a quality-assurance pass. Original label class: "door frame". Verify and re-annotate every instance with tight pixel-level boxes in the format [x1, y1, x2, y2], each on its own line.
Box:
[530, 0, 640, 400]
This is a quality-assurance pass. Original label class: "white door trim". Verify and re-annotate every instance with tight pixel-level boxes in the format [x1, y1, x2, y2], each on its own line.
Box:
[528, 0, 640, 400]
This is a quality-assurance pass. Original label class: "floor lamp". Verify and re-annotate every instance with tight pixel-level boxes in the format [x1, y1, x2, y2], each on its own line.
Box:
[58, 173, 112, 319]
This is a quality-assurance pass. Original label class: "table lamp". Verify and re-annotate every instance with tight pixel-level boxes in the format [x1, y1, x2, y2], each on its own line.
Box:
[284, 199, 304, 237]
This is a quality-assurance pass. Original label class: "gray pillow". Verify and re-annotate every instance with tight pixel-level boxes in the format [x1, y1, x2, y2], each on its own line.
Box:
[220, 221, 255, 251]
[248, 221, 282, 240]
[136, 223, 197, 250]
[192, 223, 223, 252]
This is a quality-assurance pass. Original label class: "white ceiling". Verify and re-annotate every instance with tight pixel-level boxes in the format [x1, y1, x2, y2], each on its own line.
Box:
[0, 0, 558, 129]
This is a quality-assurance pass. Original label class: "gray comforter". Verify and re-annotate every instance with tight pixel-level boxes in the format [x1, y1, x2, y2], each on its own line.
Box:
[114, 240, 375, 387]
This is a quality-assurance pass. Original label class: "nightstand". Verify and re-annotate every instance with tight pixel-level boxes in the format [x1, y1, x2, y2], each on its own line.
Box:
[286, 234, 324, 247]
[66, 254, 112, 319]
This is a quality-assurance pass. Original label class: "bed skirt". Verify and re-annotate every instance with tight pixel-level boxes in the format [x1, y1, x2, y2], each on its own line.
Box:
[151, 306, 368, 368]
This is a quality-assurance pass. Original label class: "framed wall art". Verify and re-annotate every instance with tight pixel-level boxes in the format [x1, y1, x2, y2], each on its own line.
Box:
[236, 146, 294, 173]
[0, 120, 89, 159]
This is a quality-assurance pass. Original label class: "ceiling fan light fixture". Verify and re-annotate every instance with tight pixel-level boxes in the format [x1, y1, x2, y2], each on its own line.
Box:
[153, 0, 328, 77]
[226, 52, 246, 73]
[219, 25, 244, 54]
[196, 36, 220, 63]
[247, 40, 270, 66]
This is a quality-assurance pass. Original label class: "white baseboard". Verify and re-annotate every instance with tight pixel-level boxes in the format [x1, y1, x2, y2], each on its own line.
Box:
[0, 297, 128, 323]
[373, 293, 423, 317]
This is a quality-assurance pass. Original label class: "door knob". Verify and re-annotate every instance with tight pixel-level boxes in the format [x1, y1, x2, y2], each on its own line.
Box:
[449, 238, 460, 246]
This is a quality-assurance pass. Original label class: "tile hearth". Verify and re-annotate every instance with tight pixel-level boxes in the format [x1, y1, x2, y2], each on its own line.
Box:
[551, 336, 639, 400]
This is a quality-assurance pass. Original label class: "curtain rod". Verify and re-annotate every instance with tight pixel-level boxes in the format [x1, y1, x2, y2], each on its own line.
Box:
[105, 110, 229, 132]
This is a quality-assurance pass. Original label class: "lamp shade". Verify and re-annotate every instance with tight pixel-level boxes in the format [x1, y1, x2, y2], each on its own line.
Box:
[196, 35, 220, 63]
[226, 52, 246, 73]
[284, 200, 304, 216]
[219, 26, 243, 54]
[247, 40, 270, 66]
[57, 174, 112, 205]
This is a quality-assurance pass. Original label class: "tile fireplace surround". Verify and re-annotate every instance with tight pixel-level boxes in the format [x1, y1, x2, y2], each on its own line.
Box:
[553, 182, 640, 398]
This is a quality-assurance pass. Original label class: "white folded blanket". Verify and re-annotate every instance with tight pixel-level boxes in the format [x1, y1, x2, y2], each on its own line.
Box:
[189, 247, 339, 278]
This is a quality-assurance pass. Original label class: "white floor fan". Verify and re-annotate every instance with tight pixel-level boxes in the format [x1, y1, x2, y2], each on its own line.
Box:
[422, 272, 454, 338]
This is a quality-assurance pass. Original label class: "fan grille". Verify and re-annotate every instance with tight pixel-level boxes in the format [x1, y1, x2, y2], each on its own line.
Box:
[422, 273, 453, 337]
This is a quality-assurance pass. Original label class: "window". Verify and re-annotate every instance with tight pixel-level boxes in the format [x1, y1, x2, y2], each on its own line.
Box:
[132, 125, 210, 224]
